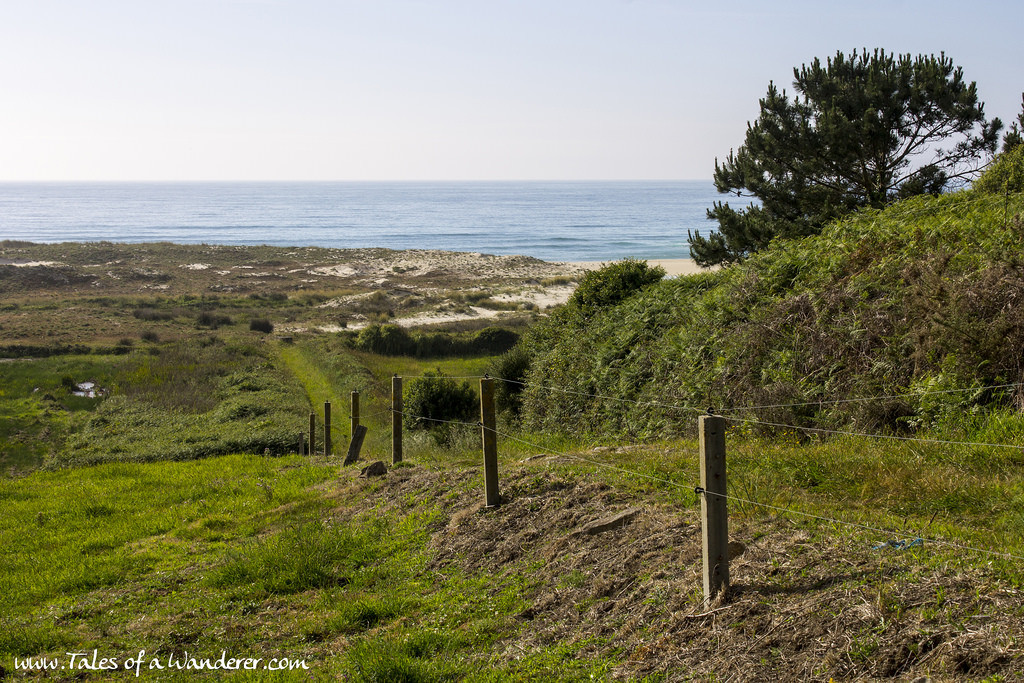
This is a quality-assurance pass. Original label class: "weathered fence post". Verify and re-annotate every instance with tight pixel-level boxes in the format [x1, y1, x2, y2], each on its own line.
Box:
[344, 424, 368, 466]
[351, 390, 360, 437]
[309, 412, 316, 455]
[392, 375, 403, 465]
[324, 401, 332, 457]
[699, 414, 729, 602]
[480, 376, 499, 507]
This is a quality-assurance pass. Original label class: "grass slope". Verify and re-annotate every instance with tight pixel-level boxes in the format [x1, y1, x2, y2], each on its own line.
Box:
[2, 449, 1023, 681]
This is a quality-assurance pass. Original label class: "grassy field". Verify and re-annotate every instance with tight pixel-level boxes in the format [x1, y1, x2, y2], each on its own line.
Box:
[3, 242, 1024, 679]
[4, 429, 1024, 680]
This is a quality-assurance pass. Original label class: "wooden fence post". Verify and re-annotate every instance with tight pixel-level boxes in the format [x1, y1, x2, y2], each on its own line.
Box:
[351, 390, 360, 438]
[324, 401, 332, 457]
[344, 424, 368, 466]
[392, 376, 403, 465]
[699, 414, 729, 602]
[480, 377, 499, 507]
[309, 412, 316, 455]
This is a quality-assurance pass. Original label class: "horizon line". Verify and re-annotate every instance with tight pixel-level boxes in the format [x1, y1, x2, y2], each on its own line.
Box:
[0, 178, 712, 184]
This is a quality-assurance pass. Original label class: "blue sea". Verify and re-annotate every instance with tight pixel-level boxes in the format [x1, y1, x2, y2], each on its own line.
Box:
[0, 181, 726, 262]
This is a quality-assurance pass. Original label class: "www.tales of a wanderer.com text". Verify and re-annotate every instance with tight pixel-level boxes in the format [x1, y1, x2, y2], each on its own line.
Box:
[13, 650, 310, 676]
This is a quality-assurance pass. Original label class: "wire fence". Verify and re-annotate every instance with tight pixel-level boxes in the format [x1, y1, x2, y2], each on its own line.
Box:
[494, 423, 1024, 564]
[314, 371, 1024, 567]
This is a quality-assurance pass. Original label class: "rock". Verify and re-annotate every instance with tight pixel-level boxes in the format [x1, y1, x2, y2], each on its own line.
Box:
[576, 508, 641, 536]
[359, 461, 387, 478]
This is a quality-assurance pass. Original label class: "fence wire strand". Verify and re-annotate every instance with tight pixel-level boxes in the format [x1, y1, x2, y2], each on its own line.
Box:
[727, 381, 1024, 412]
[495, 428, 701, 495]
[717, 413, 1024, 451]
[492, 376, 1024, 451]
[698, 488, 1024, 563]
[494, 377, 702, 414]
[498, 430, 1024, 564]
[498, 376, 1024, 417]
[391, 409, 480, 429]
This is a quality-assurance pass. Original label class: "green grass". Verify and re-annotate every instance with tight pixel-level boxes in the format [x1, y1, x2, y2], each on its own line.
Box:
[0, 452, 625, 680]
[276, 339, 357, 412]
[0, 354, 118, 471]
[2, 427, 1024, 679]
[53, 338, 312, 466]
[209, 519, 388, 596]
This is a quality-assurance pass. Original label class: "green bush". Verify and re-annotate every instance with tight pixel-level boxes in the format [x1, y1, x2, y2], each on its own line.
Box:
[403, 370, 477, 447]
[353, 324, 519, 358]
[568, 258, 666, 317]
[489, 345, 532, 417]
[355, 324, 415, 355]
[473, 326, 519, 354]
[196, 311, 232, 329]
[132, 307, 173, 321]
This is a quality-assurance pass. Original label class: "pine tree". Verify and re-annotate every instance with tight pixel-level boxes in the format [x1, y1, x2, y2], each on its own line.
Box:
[690, 49, 1002, 266]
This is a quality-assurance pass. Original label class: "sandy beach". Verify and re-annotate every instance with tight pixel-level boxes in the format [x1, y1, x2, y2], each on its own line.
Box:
[568, 258, 711, 277]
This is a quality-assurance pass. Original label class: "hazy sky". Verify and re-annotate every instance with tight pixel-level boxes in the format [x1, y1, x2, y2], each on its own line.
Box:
[1, 0, 1021, 181]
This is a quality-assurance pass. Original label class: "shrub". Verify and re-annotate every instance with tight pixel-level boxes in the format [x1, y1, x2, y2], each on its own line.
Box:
[473, 326, 519, 354]
[353, 324, 519, 358]
[250, 318, 274, 334]
[355, 324, 415, 355]
[568, 258, 665, 317]
[403, 370, 477, 447]
[489, 345, 532, 417]
[516, 190, 1024, 439]
[196, 311, 232, 329]
[132, 307, 172, 321]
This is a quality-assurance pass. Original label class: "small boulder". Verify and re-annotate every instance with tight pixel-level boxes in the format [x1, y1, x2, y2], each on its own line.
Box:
[576, 508, 641, 536]
[359, 461, 387, 478]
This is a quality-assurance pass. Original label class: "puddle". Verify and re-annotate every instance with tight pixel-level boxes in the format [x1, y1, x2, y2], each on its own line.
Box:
[72, 381, 105, 398]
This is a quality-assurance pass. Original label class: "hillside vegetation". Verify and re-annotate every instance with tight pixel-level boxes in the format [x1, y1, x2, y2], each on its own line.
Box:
[512, 174, 1024, 443]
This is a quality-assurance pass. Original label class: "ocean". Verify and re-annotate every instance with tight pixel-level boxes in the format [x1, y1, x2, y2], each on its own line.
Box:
[0, 181, 727, 262]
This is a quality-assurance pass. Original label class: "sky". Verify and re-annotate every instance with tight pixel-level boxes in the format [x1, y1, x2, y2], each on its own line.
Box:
[1, 0, 1021, 181]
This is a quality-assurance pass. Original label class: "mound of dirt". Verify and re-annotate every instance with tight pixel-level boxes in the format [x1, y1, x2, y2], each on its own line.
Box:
[335, 463, 1024, 680]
